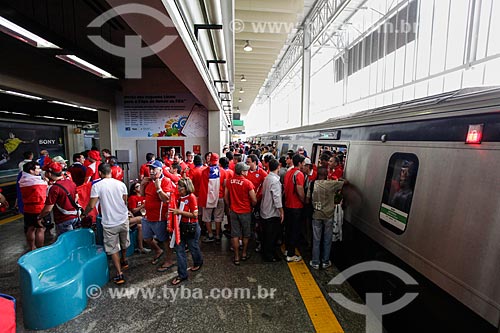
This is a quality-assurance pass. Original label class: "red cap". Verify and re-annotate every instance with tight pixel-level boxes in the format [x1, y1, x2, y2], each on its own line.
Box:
[88, 150, 101, 161]
[210, 153, 219, 165]
[45, 162, 63, 174]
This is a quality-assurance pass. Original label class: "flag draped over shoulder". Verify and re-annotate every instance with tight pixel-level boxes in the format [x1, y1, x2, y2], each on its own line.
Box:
[206, 166, 220, 208]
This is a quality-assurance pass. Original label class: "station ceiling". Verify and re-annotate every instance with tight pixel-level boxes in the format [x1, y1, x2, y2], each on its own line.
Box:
[0, 0, 317, 123]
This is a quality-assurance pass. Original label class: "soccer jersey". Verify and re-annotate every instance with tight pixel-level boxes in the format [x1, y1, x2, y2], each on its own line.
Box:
[226, 175, 255, 214]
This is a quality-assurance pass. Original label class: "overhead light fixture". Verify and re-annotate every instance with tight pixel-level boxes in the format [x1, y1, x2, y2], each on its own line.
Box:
[0, 110, 30, 116]
[55, 55, 117, 79]
[236, 106, 240, 111]
[0, 89, 43, 100]
[238, 98, 243, 103]
[240, 75, 246, 82]
[49, 100, 98, 111]
[239, 88, 245, 94]
[0, 16, 61, 48]
[243, 40, 253, 52]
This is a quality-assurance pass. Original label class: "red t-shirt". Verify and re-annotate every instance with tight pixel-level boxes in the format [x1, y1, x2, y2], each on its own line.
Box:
[144, 176, 173, 222]
[139, 163, 150, 179]
[190, 166, 206, 197]
[223, 168, 234, 181]
[228, 160, 236, 171]
[128, 195, 145, 211]
[246, 167, 267, 201]
[226, 175, 255, 214]
[177, 193, 198, 223]
[284, 167, 305, 209]
[46, 179, 78, 223]
[111, 165, 124, 181]
[185, 161, 195, 170]
[328, 165, 344, 180]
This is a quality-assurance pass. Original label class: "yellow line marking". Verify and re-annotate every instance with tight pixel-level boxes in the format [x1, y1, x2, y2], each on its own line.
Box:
[0, 181, 16, 186]
[287, 257, 344, 333]
[0, 214, 23, 225]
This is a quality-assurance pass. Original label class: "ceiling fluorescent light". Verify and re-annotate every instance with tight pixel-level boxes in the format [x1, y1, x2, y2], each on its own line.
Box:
[49, 100, 79, 108]
[49, 100, 98, 111]
[238, 98, 243, 103]
[243, 40, 253, 52]
[240, 75, 246, 82]
[0, 89, 43, 100]
[0, 16, 61, 48]
[55, 55, 117, 79]
[79, 106, 98, 111]
[239, 88, 244, 93]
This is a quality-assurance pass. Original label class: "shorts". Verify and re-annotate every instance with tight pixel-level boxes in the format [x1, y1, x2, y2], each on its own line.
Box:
[229, 211, 251, 238]
[142, 219, 168, 242]
[202, 198, 225, 223]
[103, 222, 130, 255]
[23, 213, 43, 233]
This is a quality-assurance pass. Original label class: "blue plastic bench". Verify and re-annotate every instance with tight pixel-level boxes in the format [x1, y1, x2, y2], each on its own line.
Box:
[18, 229, 109, 330]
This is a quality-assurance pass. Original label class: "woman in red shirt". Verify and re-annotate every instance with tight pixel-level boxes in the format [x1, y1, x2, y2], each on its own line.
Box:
[168, 178, 203, 285]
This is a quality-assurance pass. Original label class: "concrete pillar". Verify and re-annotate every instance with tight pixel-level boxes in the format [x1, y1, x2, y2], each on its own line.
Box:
[301, 24, 311, 126]
[208, 110, 223, 154]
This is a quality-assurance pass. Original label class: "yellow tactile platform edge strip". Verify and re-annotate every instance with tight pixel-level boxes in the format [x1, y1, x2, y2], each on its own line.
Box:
[287, 259, 344, 333]
[0, 214, 23, 225]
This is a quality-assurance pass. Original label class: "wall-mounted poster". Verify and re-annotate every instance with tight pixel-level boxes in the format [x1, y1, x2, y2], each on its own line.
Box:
[116, 93, 208, 138]
[0, 122, 65, 178]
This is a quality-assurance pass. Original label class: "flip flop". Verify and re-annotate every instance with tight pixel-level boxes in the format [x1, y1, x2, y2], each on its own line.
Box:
[151, 250, 164, 265]
[241, 255, 251, 261]
[233, 259, 240, 266]
[171, 276, 187, 286]
[156, 263, 176, 272]
[190, 264, 202, 272]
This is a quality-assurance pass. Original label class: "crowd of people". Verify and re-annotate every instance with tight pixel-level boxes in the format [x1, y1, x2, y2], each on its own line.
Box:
[8, 142, 346, 285]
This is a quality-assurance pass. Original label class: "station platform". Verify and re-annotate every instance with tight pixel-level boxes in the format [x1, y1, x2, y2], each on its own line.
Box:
[0, 215, 366, 333]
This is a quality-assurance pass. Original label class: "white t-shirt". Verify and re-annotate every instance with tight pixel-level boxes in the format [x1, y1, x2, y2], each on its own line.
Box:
[90, 178, 128, 227]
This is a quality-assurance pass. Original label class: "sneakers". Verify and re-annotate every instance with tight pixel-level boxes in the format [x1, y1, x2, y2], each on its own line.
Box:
[202, 236, 215, 243]
[322, 261, 332, 269]
[120, 260, 129, 270]
[113, 274, 125, 285]
[286, 255, 302, 262]
[309, 261, 320, 270]
[255, 243, 261, 253]
[135, 248, 152, 254]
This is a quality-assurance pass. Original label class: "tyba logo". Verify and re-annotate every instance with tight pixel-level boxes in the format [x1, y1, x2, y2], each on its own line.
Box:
[87, 4, 178, 78]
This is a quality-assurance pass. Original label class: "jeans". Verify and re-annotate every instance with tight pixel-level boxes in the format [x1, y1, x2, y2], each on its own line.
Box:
[175, 224, 203, 280]
[56, 218, 80, 236]
[311, 218, 333, 265]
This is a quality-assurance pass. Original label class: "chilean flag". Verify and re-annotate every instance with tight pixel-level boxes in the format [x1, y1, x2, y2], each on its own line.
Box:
[206, 166, 220, 208]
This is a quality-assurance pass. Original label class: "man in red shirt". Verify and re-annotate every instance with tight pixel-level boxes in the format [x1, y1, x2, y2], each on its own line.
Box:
[140, 160, 175, 271]
[225, 162, 257, 265]
[163, 148, 176, 167]
[198, 153, 226, 243]
[283, 154, 306, 262]
[245, 154, 267, 200]
[84, 150, 101, 183]
[38, 162, 79, 236]
[328, 156, 344, 180]
[110, 156, 124, 181]
[68, 153, 87, 186]
[185, 151, 195, 170]
[139, 153, 155, 180]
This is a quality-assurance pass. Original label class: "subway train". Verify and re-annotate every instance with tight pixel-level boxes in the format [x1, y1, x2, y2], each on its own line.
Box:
[251, 87, 500, 331]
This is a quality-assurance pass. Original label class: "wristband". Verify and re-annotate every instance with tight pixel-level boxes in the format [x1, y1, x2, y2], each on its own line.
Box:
[157, 189, 162, 193]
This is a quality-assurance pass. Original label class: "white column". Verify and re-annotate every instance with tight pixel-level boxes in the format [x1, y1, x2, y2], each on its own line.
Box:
[301, 23, 312, 126]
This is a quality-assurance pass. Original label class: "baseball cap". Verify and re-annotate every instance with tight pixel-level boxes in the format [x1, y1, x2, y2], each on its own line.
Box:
[45, 162, 63, 174]
[147, 160, 163, 169]
[304, 158, 312, 165]
[52, 156, 67, 163]
[235, 162, 250, 174]
[88, 150, 101, 161]
[210, 153, 219, 165]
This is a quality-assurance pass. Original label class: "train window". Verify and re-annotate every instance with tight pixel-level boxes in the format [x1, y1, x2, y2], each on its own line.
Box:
[379, 153, 419, 234]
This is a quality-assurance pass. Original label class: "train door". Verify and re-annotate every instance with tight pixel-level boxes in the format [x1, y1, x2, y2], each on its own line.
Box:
[311, 142, 349, 175]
